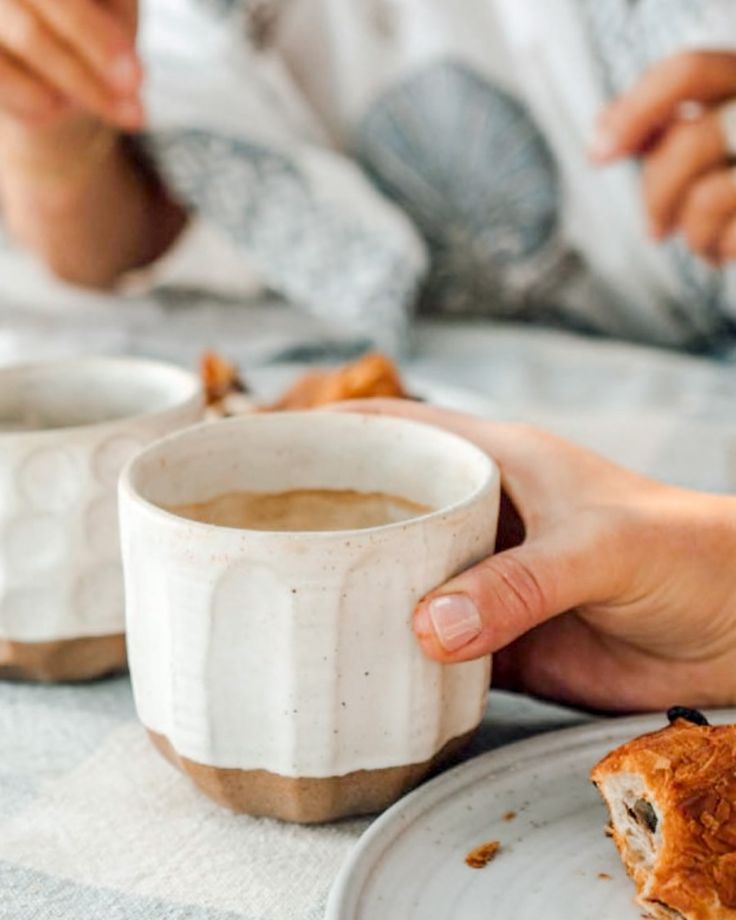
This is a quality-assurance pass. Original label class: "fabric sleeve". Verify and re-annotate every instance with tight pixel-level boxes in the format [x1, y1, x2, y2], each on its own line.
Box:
[134, 0, 428, 354]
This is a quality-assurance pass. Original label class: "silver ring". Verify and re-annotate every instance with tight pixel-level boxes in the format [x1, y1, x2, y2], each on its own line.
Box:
[719, 99, 736, 157]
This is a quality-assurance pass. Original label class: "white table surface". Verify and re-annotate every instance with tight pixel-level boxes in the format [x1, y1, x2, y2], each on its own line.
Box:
[1, 250, 736, 917]
[0, 678, 588, 920]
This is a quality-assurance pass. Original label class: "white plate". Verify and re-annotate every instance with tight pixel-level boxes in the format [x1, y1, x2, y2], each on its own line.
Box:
[326, 710, 736, 920]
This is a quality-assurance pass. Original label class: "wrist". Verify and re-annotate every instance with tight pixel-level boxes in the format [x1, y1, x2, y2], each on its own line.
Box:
[0, 117, 118, 188]
[0, 112, 188, 288]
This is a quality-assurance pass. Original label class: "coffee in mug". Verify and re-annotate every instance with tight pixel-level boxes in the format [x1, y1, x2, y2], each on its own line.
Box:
[169, 488, 431, 531]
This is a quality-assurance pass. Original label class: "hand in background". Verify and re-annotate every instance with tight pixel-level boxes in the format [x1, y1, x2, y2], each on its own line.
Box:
[590, 51, 736, 265]
[343, 400, 736, 713]
[0, 0, 186, 289]
[0, 0, 141, 131]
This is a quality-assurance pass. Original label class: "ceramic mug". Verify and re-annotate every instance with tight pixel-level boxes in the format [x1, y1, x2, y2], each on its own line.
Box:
[120, 411, 500, 822]
[0, 357, 203, 681]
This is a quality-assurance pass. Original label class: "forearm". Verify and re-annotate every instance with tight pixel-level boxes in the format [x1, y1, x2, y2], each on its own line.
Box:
[0, 119, 187, 288]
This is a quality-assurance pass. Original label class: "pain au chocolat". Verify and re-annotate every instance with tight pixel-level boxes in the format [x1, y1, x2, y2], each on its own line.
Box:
[592, 710, 736, 920]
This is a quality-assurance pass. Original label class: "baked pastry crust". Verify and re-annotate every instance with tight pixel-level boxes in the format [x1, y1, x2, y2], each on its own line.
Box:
[200, 351, 407, 416]
[266, 352, 407, 409]
[200, 351, 247, 407]
[592, 718, 736, 919]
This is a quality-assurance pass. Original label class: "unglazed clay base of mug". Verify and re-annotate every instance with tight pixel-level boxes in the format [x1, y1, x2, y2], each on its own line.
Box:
[0, 635, 126, 682]
[148, 729, 475, 824]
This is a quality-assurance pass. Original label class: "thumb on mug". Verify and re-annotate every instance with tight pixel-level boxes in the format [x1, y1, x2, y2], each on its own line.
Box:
[413, 535, 605, 663]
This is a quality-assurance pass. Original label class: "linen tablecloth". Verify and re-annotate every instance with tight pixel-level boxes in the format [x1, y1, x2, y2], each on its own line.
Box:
[2, 251, 736, 917]
[0, 680, 586, 920]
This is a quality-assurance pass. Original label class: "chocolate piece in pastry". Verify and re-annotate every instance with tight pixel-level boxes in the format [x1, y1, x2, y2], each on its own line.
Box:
[592, 709, 736, 920]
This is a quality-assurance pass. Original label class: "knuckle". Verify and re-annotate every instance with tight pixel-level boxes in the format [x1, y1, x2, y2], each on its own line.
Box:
[481, 553, 546, 627]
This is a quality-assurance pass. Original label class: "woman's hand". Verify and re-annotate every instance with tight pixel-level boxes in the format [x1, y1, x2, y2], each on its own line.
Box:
[0, 0, 141, 130]
[0, 0, 186, 289]
[590, 51, 736, 264]
[342, 400, 736, 713]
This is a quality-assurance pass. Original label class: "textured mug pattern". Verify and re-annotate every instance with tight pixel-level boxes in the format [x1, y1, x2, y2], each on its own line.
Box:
[0, 359, 203, 646]
[121, 414, 500, 787]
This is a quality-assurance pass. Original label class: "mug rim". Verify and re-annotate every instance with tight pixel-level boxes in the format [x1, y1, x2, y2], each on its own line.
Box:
[0, 356, 203, 440]
[120, 411, 499, 541]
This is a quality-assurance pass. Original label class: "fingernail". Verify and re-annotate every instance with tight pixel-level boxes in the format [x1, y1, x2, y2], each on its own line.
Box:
[109, 54, 139, 91]
[588, 126, 619, 163]
[427, 594, 483, 652]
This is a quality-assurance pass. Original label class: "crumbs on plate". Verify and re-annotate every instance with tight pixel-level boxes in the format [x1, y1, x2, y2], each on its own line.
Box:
[465, 840, 501, 869]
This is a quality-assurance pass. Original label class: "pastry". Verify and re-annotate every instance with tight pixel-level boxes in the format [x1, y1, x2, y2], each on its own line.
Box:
[199, 351, 408, 417]
[592, 708, 736, 920]
[267, 352, 407, 409]
[200, 351, 247, 405]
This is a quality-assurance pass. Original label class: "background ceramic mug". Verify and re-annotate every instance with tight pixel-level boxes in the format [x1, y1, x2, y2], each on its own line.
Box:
[0, 357, 203, 681]
[120, 412, 500, 823]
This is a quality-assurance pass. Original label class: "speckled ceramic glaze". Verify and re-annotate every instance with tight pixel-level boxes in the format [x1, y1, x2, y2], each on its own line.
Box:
[120, 412, 500, 821]
[0, 358, 203, 681]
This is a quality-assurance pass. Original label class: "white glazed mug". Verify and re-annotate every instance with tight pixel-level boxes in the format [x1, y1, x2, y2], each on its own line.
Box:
[0, 357, 203, 681]
[120, 411, 500, 822]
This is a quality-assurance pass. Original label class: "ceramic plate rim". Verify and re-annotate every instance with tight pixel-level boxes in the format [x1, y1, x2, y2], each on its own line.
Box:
[325, 707, 736, 919]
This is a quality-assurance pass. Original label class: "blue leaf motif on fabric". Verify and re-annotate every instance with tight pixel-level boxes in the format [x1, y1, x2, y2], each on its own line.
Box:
[143, 129, 421, 352]
[355, 60, 566, 317]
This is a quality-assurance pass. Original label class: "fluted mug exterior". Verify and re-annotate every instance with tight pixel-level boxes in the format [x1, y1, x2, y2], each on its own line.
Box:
[120, 412, 500, 822]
